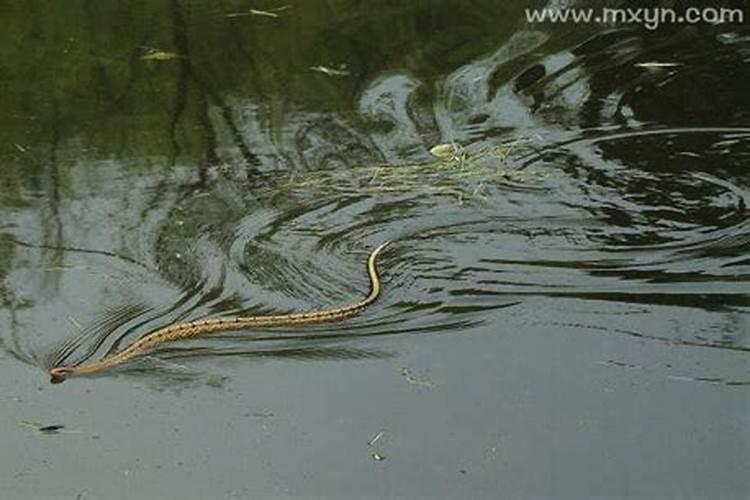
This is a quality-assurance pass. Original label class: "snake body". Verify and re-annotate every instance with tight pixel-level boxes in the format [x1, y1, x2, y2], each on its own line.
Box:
[49, 241, 390, 383]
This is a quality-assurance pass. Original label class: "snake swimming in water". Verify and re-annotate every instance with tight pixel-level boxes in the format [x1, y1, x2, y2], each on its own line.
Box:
[49, 241, 390, 383]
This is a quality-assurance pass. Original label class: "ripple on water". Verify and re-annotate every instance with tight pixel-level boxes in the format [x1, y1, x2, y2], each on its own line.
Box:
[2, 27, 748, 385]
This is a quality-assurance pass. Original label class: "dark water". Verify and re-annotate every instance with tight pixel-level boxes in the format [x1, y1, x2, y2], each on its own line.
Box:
[1, 1, 748, 498]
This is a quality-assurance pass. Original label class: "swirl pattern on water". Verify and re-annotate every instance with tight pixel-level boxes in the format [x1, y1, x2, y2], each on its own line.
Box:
[1, 27, 747, 385]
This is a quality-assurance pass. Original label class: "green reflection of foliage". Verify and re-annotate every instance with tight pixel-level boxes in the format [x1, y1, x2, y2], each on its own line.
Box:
[0, 234, 13, 281]
[0, 0, 517, 163]
[0, 162, 28, 209]
[0, 234, 35, 317]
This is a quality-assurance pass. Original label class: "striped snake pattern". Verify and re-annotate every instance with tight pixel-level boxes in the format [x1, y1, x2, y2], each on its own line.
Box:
[49, 242, 390, 383]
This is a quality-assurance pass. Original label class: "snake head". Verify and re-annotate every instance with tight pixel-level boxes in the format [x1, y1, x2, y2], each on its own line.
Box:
[49, 366, 73, 384]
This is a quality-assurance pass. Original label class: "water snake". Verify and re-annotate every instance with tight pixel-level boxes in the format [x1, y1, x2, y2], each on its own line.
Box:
[49, 241, 390, 383]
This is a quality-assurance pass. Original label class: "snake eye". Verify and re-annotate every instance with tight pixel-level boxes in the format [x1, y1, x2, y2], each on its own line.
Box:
[49, 367, 72, 384]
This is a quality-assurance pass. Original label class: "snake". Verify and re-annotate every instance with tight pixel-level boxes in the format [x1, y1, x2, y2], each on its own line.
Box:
[49, 241, 390, 383]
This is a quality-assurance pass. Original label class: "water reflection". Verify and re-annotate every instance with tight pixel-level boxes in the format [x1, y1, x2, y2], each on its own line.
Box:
[0, 4, 747, 385]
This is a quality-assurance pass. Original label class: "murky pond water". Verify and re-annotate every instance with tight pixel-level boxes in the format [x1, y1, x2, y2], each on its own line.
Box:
[1, 1, 748, 498]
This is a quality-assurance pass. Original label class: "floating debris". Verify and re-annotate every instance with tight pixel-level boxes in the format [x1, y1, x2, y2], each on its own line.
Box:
[249, 7, 285, 17]
[429, 143, 457, 159]
[310, 65, 351, 77]
[597, 359, 642, 370]
[401, 367, 435, 388]
[38, 424, 65, 433]
[139, 48, 180, 61]
[225, 6, 291, 18]
[635, 62, 682, 68]
[367, 430, 385, 446]
[667, 375, 750, 386]
[19, 421, 66, 435]
[367, 430, 388, 462]
[271, 138, 540, 203]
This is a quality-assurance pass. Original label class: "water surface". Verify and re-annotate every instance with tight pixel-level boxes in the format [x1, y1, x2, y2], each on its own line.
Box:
[1, 1, 748, 498]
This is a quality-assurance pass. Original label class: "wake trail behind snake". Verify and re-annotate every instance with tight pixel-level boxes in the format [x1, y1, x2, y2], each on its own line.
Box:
[49, 242, 390, 383]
